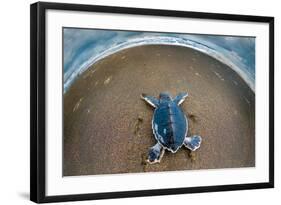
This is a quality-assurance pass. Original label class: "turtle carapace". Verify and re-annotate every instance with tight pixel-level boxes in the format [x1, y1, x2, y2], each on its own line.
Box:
[141, 92, 202, 164]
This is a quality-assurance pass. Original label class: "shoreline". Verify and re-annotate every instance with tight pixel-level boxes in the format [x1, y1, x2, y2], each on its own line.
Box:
[64, 38, 255, 93]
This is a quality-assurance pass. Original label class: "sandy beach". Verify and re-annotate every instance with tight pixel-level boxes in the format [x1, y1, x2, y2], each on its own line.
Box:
[63, 45, 255, 176]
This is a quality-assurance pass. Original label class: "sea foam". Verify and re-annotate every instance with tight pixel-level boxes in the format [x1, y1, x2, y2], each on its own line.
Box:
[64, 36, 255, 93]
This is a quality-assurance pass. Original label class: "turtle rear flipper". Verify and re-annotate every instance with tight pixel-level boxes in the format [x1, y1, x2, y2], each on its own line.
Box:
[147, 143, 164, 164]
[184, 135, 202, 151]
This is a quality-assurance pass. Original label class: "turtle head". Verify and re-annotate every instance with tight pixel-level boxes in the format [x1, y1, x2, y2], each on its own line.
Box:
[159, 92, 172, 103]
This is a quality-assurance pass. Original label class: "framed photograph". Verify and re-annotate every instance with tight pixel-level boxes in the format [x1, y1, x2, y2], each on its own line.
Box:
[30, 2, 274, 203]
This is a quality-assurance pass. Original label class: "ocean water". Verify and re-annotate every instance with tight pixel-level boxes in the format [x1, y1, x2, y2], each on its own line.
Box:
[64, 29, 255, 93]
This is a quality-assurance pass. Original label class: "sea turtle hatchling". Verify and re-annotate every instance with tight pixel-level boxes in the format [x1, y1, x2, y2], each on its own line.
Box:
[141, 92, 202, 164]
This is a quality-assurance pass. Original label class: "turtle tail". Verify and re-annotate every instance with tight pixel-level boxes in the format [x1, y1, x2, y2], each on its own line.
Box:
[184, 135, 202, 151]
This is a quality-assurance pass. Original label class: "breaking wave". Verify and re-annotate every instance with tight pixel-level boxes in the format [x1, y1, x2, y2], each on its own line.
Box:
[64, 36, 255, 93]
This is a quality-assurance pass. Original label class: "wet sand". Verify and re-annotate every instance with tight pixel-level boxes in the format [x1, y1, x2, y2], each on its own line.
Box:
[63, 45, 255, 176]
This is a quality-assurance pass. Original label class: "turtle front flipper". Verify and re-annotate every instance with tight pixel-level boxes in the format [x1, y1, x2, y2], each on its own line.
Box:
[147, 143, 165, 164]
[173, 92, 188, 105]
[184, 135, 202, 151]
[141, 94, 159, 108]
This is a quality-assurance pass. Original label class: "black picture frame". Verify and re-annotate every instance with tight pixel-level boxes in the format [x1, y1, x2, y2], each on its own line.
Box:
[30, 1, 274, 203]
